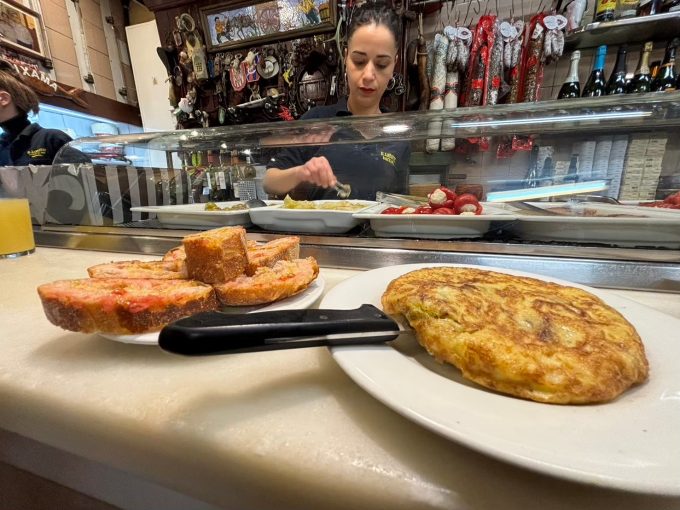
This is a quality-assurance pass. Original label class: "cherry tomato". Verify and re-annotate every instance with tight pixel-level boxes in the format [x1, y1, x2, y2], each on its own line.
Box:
[381, 206, 405, 215]
[453, 194, 483, 215]
[432, 207, 455, 215]
[414, 206, 434, 214]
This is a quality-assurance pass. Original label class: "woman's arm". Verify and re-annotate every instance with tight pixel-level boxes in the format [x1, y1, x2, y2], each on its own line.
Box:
[263, 156, 337, 196]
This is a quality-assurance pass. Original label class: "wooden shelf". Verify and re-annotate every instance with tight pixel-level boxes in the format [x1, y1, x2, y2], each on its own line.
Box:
[565, 12, 680, 50]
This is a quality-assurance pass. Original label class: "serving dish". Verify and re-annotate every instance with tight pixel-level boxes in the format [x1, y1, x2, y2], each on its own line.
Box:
[324, 263, 680, 495]
[130, 201, 255, 229]
[248, 200, 377, 234]
[352, 203, 516, 239]
[506, 202, 680, 248]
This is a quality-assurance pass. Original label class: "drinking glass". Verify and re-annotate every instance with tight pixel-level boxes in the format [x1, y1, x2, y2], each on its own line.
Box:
[0, 198, 35, 258]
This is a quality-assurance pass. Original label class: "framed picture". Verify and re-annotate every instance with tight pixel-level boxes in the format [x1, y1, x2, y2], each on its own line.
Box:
[200, 0, 336, 52]
[0, 0, 47, 60]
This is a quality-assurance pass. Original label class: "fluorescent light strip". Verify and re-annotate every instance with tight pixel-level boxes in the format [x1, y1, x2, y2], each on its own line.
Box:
[447, 111, 650, 129]
[486, 180, 609, 202]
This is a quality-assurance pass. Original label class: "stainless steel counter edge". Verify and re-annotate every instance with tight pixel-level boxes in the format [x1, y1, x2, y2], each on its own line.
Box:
[35, 227, 680, 292]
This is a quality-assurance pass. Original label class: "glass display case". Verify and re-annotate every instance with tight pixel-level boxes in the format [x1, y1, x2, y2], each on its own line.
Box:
[16, 92, 680, 291]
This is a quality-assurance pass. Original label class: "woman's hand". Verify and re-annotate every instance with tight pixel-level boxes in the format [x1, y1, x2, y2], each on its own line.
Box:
[296, 156, 337, 188]
[263, 156, 338, 196]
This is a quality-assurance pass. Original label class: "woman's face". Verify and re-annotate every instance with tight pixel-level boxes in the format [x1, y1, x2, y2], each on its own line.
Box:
[345, 23, 397, 114]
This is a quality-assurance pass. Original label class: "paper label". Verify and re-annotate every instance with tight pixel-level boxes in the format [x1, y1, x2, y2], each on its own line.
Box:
[500, 21, 516, 38]
[555, 15, 568, 29]
[218, 171, 227, 190]
[543, 15, 558, 30]
[457, 27, 472, 40]
[444, 25, 458, 38]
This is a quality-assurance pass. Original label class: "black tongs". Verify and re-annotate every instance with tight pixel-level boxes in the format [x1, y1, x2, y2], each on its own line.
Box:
[159, 304, 402, 356]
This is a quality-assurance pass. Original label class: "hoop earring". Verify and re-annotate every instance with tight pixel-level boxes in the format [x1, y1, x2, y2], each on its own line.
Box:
[386, 74, 396, 91]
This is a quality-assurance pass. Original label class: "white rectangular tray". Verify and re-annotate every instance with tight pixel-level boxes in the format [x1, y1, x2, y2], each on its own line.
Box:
[353, 203, 516, 239]
[507, 202, 680, 248]
[248, 200, 377, 234]
[131, 201, 252, 229]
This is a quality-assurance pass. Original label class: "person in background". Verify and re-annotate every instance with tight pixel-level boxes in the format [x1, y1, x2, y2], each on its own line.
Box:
[0, 60, 72, 165]
[263, 1, 410, 201]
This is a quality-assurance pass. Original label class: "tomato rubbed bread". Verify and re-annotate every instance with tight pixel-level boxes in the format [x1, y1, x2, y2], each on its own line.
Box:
[37, 278, 218, 335]
[214, 257, 319, 306]
[87, 260, 187, 279]
[182, 226, 249, 284]
[245, 236, 300, 275]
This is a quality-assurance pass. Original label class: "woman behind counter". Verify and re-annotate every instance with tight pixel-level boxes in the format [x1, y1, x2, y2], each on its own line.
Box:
[263, 2, 410, 201]
[0, 61, 72, 166]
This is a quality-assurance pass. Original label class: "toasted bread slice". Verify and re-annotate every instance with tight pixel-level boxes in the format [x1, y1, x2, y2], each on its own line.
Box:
[164, 240, 259, 267]
[87, 260, 187, 279]
[162, 246, 186, 272]
[182, 226, 248, 284]
[38, 278, 218, 335]
[246, 236, 300, 275]
[214, 257, 319, 306]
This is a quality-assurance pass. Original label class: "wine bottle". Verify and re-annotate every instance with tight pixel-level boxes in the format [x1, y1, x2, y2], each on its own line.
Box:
[651, 38, 679, 92]
[558, 51, 582, 99]
[594, 0, 618, 20]
[637, 0, 661, 15]
[606, 45, 628, 95]
[616, 0, 639, 17]
[627, 42, 653, 94]
[583, 46, 607, 97]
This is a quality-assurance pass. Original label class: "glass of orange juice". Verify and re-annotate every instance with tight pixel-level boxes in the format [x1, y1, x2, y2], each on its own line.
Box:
[0, 198, 35, 258]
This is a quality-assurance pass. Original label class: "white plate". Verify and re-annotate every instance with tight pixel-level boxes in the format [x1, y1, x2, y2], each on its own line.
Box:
[99, 275, 325, 345]
[353, 203, 516, 239]
[130, 202, 253, 229]
[507, 202, 680, 248]
[248, 200, 377, 234]
[322, 264, 680, 495]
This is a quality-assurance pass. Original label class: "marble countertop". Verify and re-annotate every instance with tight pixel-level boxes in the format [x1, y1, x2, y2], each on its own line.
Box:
[1, 247, 679, 510]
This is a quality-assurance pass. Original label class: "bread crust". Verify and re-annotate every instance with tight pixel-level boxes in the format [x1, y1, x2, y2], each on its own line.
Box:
[87, 260, 187, 279]
[162, 246, 187, 272]
[246, 236, 300, 275]
[38, 278, 218, 334]
[214, 257, 318, 306]
[382, 267, 649, 404]
[182, 226, 248, 284]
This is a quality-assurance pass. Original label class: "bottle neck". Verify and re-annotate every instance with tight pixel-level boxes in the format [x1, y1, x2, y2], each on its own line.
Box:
[636, 47, 652, 75]
[661, 45, 677, 67]
[565, 53, 581, 83]
[593, 47, 607, 71]
[613, 48, 627, 73]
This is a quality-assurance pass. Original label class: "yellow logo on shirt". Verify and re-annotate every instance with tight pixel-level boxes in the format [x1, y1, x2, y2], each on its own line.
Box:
[27, 148, 47, 159]
[381, 151, 396, 166]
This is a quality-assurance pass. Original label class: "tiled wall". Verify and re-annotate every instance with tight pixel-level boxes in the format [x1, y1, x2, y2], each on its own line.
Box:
[39, 0, 137, 104]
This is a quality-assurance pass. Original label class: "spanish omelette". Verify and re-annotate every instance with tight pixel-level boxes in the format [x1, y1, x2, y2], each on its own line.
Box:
[381, 267, 649, 404]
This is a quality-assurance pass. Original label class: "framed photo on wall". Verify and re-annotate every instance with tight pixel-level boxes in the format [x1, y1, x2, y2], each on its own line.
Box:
[200, 0, 336, 52]
[0, 0, 48, 60]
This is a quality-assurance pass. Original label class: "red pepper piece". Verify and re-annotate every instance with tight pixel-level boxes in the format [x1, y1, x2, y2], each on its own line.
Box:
[428, 186, 457, 209]
[381, 206, 406, 215]
[432, 207, 455, 215]
[453, 194, 483, 215]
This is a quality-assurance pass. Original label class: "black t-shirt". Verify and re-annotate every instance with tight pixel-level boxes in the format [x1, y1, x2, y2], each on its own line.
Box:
[0, 123, 72, 166]
[266, 97, 411, 200]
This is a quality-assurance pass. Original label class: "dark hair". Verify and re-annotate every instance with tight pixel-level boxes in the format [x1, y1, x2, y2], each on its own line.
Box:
[0, 60, 39, 115]
[348, 1, 400, 47]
